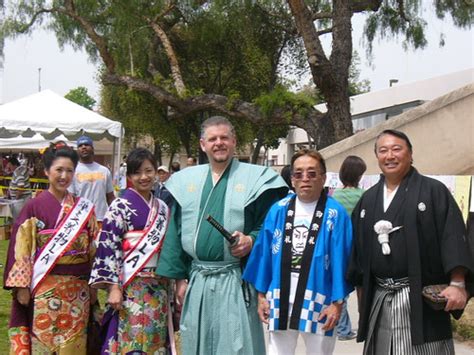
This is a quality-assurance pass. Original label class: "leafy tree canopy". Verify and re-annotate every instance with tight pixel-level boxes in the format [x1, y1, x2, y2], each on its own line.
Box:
[2, 1, 471, 151]
[64, 86, 96, 110]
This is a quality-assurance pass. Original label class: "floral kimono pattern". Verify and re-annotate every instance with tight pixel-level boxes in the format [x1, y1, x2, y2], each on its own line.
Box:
[4, 191, 97, 354]
[90, 188, 170, 355]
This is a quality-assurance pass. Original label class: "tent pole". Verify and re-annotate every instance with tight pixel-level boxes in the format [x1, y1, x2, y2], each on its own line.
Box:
[113, 126, 123, 187]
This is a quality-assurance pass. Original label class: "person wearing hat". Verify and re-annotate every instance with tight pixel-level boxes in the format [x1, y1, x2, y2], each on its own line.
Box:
[69, 135, 115, 224]
[153, 165, 173, 206]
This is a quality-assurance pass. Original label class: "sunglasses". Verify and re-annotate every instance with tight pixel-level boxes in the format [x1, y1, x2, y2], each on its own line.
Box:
[292, 171, 321, 180]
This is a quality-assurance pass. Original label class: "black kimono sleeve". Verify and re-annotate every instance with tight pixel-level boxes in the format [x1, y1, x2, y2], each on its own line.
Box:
[347, 197, 365, 287]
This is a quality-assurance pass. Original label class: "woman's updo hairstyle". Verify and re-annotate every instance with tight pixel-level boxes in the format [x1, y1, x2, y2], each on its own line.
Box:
[42, 141, 79, 170]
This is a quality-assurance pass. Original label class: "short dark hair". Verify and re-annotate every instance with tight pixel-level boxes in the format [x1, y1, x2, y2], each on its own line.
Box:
[200, 116, 235, 139]
[7, 157, 20, 167]
[43, 142, 79, 170]
[280, 165, 292, 188]
[339, 155, 367, 187]
[126, 148, 157, 176]
[290, 149, 326, 174]
[171, 161, 181, 172]
[375, 129, 413, 153]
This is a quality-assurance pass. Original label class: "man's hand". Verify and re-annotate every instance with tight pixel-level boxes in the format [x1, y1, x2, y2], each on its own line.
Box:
[257, 293, 270, 324]
[16, 288, 30, 306]
[440, 286, 468, 311]
[176, 279, 188, 312]
[108, 284, 123, 311]
[319, 302, 342, 331]
[230, 231, 253, 258]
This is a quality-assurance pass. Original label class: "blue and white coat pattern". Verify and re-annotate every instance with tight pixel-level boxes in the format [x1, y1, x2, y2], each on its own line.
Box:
[243, 194, 354, 336]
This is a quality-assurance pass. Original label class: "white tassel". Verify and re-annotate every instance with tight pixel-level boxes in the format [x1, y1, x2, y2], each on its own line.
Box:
[374, 221, 403, 256]
[377, 233, 391, 255]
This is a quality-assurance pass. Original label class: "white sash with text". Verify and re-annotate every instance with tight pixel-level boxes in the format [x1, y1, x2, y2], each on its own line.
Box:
[122, 200, 169, 288]
[31, 198, 94, 294]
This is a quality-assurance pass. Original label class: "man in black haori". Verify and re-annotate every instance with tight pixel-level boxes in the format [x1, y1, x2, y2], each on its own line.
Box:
[348, 129, 473, 355]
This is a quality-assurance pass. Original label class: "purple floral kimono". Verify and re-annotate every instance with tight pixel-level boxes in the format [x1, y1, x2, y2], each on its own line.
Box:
[89, 188, 170, 354]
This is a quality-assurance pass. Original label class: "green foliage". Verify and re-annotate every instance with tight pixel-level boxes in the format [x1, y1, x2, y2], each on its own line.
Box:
[363, 0, 472, 54]
[177, 2, 300, 99]
[0, 241, 10, 353]
[50, 1, 302, 152]
[2, 1, 470, 151]
[452, 318, 474, 340]
[64, 86, 96, 110]
[100, 85, 182, 153]
[434, 0, 474, 28]
[254, 85, 316, 120]
[348, 52, 371, 96]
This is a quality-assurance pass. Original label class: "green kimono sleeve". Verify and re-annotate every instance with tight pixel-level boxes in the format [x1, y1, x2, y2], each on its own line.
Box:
[156, 203, 192, 279]
[245, 188, 288, 241]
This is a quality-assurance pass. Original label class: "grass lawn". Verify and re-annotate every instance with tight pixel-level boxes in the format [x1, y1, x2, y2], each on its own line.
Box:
[0, 239, 108, 353]
[0, 240, 11, 352]
[0, 235, 472, 353]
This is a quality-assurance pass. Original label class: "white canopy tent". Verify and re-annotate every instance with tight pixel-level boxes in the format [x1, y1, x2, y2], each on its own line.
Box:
[0, 133, 117, 156]
[0, 90, 123, 172]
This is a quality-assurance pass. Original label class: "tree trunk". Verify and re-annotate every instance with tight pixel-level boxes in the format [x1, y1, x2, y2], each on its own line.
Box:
[328, 0, 354, 142]
[287, 0, 354, 148]
[154, 140, 162, 165]
[251, 129, 265, 164]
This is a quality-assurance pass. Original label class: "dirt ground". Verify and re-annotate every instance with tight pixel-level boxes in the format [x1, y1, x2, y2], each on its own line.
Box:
[455, 299, 474, 349]
[459, 299, 474, 327]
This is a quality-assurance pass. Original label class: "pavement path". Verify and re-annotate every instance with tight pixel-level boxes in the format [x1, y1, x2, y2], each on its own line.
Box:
[274, 292, 474, 354]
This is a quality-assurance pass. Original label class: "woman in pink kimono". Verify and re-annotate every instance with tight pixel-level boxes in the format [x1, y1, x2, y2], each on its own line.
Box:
[4, 142, 98, 354]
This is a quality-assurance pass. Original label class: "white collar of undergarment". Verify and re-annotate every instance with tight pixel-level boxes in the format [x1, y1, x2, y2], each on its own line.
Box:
[383, 183, 399, 212]
[295, 196, 318, 215]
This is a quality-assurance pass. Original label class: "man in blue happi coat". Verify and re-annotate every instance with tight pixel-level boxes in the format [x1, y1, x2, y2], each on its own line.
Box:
[243, 149, 353, 355]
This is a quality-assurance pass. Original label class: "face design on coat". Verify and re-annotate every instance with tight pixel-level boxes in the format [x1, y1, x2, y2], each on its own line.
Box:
[292, 224, 308, 255]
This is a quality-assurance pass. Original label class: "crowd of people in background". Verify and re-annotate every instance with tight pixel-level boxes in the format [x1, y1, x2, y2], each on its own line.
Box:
[2, 118, 473, 355]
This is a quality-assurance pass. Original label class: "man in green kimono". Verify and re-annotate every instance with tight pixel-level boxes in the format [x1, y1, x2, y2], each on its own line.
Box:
[157, 116, 288, 355]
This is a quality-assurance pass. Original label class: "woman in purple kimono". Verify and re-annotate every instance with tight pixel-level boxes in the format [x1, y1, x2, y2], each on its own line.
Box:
[4, 142, 98, 354]
[89, 148, 170, 354]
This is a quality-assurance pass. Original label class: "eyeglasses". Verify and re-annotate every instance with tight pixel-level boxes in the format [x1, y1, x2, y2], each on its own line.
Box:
[292, 171, 322, 180]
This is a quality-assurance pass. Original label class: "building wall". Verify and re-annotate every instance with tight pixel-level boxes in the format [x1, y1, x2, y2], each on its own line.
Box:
[320, 84, 474, 175]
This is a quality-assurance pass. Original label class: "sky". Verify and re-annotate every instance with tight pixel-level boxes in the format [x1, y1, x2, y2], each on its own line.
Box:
[1, 8, 472, 106]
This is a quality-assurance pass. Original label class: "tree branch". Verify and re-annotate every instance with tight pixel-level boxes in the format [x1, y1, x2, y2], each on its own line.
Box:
[15, 8, 54, 33]
[63, 0, 116, 72]
[254, 3, 298, 35]
[350, 0, 382, 13]
[317, 27, 333, 36]
[312, 11, 332, 20]
[101, 72, 327, 140]
[145, 3, 186, 96]
[152, 2, 177, 23]
[396, 0, 411, 23]
[102, 73, 182, 107]
[286, 0, 332, 84]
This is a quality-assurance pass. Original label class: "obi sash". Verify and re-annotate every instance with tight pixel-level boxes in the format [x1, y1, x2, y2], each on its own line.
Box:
[31, 197, 94, 294]
[122, 199, 169, 288]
